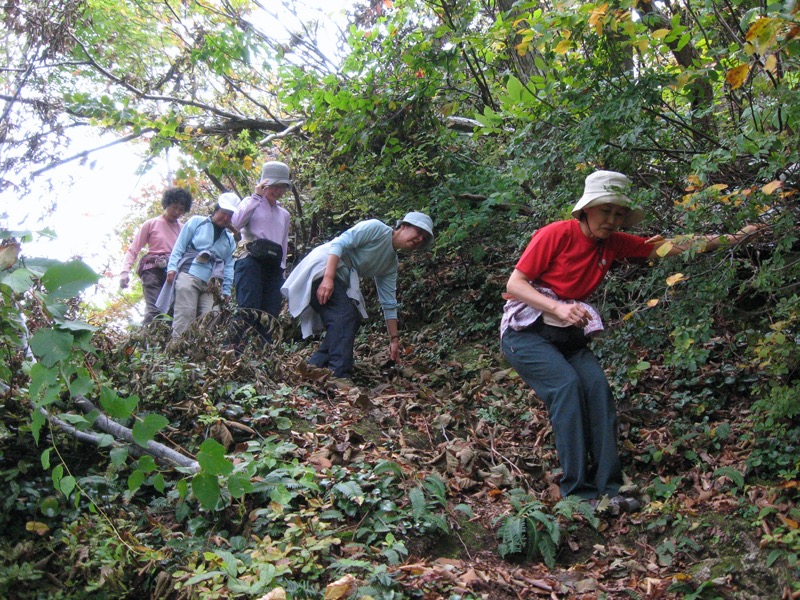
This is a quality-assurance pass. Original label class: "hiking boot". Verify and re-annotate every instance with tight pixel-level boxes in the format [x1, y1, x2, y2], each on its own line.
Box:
[590, 495, 642, 516]
[609, 495, 642, 514]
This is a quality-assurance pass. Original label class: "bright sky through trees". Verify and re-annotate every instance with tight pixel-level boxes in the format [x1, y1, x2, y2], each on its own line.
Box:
[1, 0, 352, 311]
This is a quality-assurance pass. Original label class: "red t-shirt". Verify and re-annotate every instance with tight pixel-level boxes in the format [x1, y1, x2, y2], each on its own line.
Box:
[515, 219, 652, 301]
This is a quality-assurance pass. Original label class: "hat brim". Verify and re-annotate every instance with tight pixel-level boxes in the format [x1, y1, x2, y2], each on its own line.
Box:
[398, 220, 434, 249]
[572, 195, 645, 228]
[260, 179, 293, 189]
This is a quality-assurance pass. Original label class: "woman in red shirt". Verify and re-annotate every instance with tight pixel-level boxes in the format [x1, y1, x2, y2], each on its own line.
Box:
[501, 170, 761, 514]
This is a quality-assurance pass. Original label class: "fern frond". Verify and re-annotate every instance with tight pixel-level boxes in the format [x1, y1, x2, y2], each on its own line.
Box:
[373, 460, 404, 479]
[334, 481, 364, 501]
[408, 487, 426, 520]
[497, 515, 527, 558]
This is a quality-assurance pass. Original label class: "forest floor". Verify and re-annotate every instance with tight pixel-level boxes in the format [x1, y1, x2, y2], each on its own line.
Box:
[3, 304, 799, 599]
[264, 330, 794, 600]
[108, 304, 793, 599]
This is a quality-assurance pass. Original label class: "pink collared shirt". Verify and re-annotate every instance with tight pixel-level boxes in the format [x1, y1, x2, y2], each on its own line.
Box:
[121, 215, 182, 276]
[232, 194, 291, 269]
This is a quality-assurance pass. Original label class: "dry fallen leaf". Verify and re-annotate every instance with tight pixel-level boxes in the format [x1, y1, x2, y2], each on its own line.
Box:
[324, 574, 358, 599]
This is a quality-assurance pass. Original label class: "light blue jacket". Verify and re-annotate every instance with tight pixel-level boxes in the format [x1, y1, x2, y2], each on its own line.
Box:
[327, 219, 398, 320]
[281, 219, 399, 338]
[168, 216, 236, 295]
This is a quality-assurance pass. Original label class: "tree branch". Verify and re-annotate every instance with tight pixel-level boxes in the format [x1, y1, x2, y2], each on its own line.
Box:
[74, 396, 200, 472]
[28, 130, 154, 178]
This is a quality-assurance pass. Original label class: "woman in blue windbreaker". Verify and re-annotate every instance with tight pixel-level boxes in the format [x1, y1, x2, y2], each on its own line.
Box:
[166, 193, 239, 338]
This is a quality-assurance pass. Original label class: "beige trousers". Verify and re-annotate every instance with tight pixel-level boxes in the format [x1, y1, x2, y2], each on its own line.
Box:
[171, 273, 217, 338]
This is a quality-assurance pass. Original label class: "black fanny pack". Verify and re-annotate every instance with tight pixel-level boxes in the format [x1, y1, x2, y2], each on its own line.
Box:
[531, 317, 589, 351]
[247, 239, 283, 267]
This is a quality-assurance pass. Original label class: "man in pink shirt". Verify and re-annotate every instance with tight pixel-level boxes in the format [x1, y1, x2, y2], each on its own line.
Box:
[120, 187, 193, 324]
[232, 161, 292, 343]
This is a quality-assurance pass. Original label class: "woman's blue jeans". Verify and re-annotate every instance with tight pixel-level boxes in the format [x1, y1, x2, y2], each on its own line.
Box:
[501, 327, 622, 499]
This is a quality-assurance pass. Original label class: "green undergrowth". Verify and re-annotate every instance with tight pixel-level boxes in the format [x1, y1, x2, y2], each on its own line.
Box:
[2, 216, 799, 598]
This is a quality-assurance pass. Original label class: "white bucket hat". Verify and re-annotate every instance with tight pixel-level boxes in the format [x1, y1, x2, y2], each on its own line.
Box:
[217, 192, 241, 213]
[397, 211, 434, 249]
[260, 161, 292, 189]
[571, 170, 645, 228]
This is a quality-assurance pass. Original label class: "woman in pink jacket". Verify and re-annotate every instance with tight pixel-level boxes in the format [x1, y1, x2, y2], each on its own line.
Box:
[120, 187, 193, 324]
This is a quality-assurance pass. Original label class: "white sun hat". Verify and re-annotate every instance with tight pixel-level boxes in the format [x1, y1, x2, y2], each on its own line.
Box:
[571, 170, 645, 228]
[397, 211, 434, 249]
[217, 192, 241, 213]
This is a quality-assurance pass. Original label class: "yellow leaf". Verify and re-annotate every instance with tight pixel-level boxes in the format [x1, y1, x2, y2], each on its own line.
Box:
[243, 156, 253, 169]
[0, 242, 21, 271]
[725, 64, 750, 90]
[651, 28, 670, 39]
[26, 521, 49, 535]
[746, 17, 778, 53]
[666, 273, 686, 287]
[623, 311, 636, 321]
[589, 4, 608, 34]
[762, 180, 782, 195]
[554, 40, 571, 54]
[647, 299, 659, 308]
[635, 38, 649, 52]
[710, 183, 728, 192]
[324, 574, 358, 599]
[656, 241, 673, 257]
[764, 54, 777, 74]
[674, 71, 690, 90]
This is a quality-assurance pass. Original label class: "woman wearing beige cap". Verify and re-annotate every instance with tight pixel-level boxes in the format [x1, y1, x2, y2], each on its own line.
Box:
[501, 170, 761, 514]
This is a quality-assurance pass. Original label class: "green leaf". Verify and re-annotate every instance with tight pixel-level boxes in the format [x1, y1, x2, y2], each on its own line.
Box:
[41, 448, 52, 469]
[132, 414, 169, 447]
[506, 75, 523, 102]
[128, 469, 145, 491]
[177, 479, 189, 500]
[228, 473, 254, 498]
[68, 369, 95, 397]
[109, 446, 129, 466]
[269, 484, 294, 506]
[31, 409, 46, 444]
[196, 439, 233, 476]
[52, 464, 64, 490]
[274, 416, 292, 430]
[25, 359, 54, 400]
[53, 318, 98, 333]
[409, 487, 426, 519]
[60, 475, 76, 497]
[192, 472, 221, 509]
[40, 496, 61, 518]
[29, 328, 73, 367]
[137, 455, 157, 473]
[99, 387, 139, 420]
[153, 473, 165, 493]
[0, 267, 35, 294]
[41, 260, 99, 300]
[713, 466, 745, 489]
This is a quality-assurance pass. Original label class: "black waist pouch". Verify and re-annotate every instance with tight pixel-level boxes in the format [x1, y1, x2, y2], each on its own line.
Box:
[247, 239, 283, 267]
[531, 317, 589, 351]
